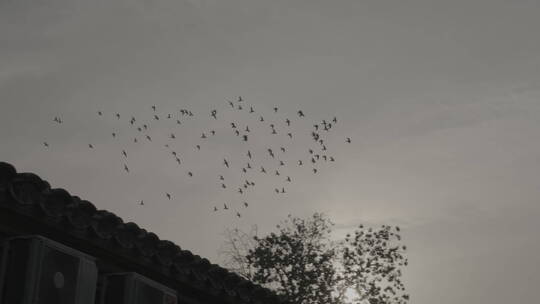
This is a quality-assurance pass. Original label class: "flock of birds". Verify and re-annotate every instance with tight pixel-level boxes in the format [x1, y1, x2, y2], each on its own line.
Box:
[44, 97, 351, 219]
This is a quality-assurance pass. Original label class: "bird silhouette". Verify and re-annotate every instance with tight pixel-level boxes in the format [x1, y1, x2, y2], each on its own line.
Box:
[280, 147, 286, 153]
[222, 183, 227, 189]
[286, 176, 292, 182]
[274, 107, 278, 113]
[228, 101, 234, 108]
[176, 120, 181, 124]
[154, 115, 159, 120]
[237, 105, 243, 110]
[279, 161, 285, 166]
[134, 138, 138, 143]
[214, 206, 218, 212]
[313, 168, 318, 174]
[224, 203, 229, 210]
[235, 130, 240, 136]
[43, 142, 49, 147]
[238, 96, 243, 102]
[122, 150, 127, 158]
[250, 107, 254, 113]
[330, 156, 335, 162]
[346, 137, 351, 143]
[333, 117, 337, 123]
[287, 132, 293, 138]
[124, 164, 129, 172]
[275, 170, 280, 176]
[259, 116, 264, 122]
[166, 193, 171, 200]
[219, 175, 224, 180]
[196, 145, 200, 150]
[88, 144, 94, 149]
[261, 166, 266, 173]
[112, 132, 116, 138]
[231, 122, 237, 128]
[188, 171, 193, 177]
[243, 202, 249, 208]
[298, 110, 305, 117]
[298, 160, 303, 166]
[238, 188, 243, 194]
[224, 159, 229, 168]
[98, 111, 103, 116]
[140, 200, 144, 206]
[116, 113, 120, 119]
[236, 212, 241, 218]
[281, 187, 286, 193]
[247, 150, 252, 159]
[267, 148, 274, 158]
[285, 118, 291, 126]
[167, 114, 172, 119]
[243, 135, 248, 141]
[211, 110, 217, 119]
[201, 133, 207, 139]
[146, 135, 152, 141]
[210, 130, 216, 136]
[245, 126, 250, 132]
[152, 105, 156, 111]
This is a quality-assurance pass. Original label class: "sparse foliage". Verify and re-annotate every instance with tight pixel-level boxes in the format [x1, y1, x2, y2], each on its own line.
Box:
[220, 213, 409, 304]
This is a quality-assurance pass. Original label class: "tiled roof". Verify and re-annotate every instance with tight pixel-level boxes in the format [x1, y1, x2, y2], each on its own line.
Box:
[0, 161, 285, 304]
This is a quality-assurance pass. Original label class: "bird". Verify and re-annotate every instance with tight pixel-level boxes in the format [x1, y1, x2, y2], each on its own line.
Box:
[196, 145, 200, 150]
[298, 110, 305, 117]
[176, 120, 181, 125]
[235, 130, 240, 136]
[346, 137, 351, 143]
[140, 200, 144, 206]
[224, 203, 229, 210]
[298, 160, 303, 166]
[201, 133, 207, 139]
[275, 188, 280, 193]
[122, 150, 127, 158]
[137, 127, 142, 132]
[146, 135, 152, 141]
[271, 129, 277, 135]
[279, 160, 285, 166]
[98, 111, 103, 116]
[267, 148, 274, 158]
[259, 116, 264, 122]
[280, 147, 286, 153]
[211, 110, 217, 119]
[245, 126, 250, 132]
[261, 166, 266, 173]
[188, 171, 193, 177]
[330, 156, 335, 162]
[238, 96, 243, 102]
[313, 168, 318, 174]
[210, 130, 216, 136]
[236, 212, 241, 218]
[286, 176, 292, 182]
[238, 188, 243, 194]
[124, 164, 129, 173]
[250, 106, 255, 113]
[237, 105, 243, 110]
[134, 138, 138, 143]
[287, 133, 293, 138]
[228, 101, 234, 108]
[246, 162, 252, 169]
[143, 124, 148, 130]
[219, 175, 224, 181]
[333, 116, 337, 123]
[323, 155, 327, 161]
[115, 113, 120, 119]
[275, 170, 280, 176]
[214, 206, 218, 212]
[152, 105, 156, 111]
[166, 193, 171, 200]
[88, 144, 94, 149]
[243, 202, 249, 208]
[285, 118, 291, 126]
[273, 107, 278, 113]
[154, 115, 159, 120]
[112, 132, 117, 138]
[247, 150, 252, 159]
[314, 124, 319, 131]
[43, 142, 49, 147]
[281, 187, 286, 193]
[243, 135, 248, 141]
[309, 149, 313, 154]
[175, 157, 181, 164]
[167, 114, 172, 119]
[224, 159, 229, 168]
[222, 183, 227, 189]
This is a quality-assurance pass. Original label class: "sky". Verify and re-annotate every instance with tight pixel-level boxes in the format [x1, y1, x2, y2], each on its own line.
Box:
[1, 0, 540, 303]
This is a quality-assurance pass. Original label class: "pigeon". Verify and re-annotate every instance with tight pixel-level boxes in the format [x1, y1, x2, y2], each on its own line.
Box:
[219, 175, 225, 181]
[330, 156, 335, 162]
[280, 147, 286, 153]
[271, 129, 277, 135]
[231, 122, 237, 128]
[246, 163, 252, 169]
[237, 105, 243, 110]
[281, 187, 286, 193]
[333, 116, 337, 123]
[309, 149, 313, 154]
[250, 107, 255, 113]
[245, 126, 250, 132]
[134, 138, 138, 143]
[154, 115, 159, 120]
[222, 183, 227, 189]
[313, 168, 318, 174]
[298, 160, 303, 166]
[143, 124, 148, 130]
[210, 130, 216, 136]
[243, 202, 249, 208]
[238, 96, 243, 102]
[146, 135, 152, 141]
[243, 135, 248, 141]
[286, 176, 292, 182]
[274, 107, 278, 113]
[224, 203, 229, 210]
[275, 188, 280, 193]
[112, 132, 117, 138]
[268, 148, 274, 158]
[298, 110, 305, 117]
[228, 101, 234, 108]
[211, 110, 217, 119]
[167, 114, 172, 119]
[188, 171, 193, 177]
[259, 116, 264, 122]
[177, 120, 181, 125]
[346, 137, 351, 143]
[285, 118, 291, 126]
[235, 130, 240, 136]
[236, 212, 241, 218]
[201, 133, 207, 139]
[279, 160, 285, 166]
[275, 170, 280, 176]
[116, 113, 120, 119]
[238, 188, 243, 194]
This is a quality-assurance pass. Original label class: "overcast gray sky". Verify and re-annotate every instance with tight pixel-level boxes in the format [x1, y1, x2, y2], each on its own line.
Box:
[2, 0, 540, 303]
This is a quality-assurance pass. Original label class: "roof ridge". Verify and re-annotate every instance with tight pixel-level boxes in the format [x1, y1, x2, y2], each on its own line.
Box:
[0, 161, 285, 304]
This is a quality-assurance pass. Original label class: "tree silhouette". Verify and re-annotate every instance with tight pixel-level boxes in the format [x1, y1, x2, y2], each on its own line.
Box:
[220, 213, 409, 304]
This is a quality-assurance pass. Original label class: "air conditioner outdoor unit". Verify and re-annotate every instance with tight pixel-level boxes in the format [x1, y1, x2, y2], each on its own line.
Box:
[101, 272, 177, 304]
[0, 235, 98, 304]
